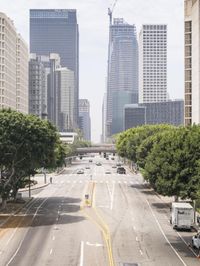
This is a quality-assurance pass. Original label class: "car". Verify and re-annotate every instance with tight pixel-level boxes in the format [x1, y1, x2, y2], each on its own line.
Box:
[96, 162, 102, 166]
[85, 166, 90, 169]
[117, 167, 126, 174]
[112, 165, 117, 168]
[192, 233, 200, 249]
[106, 157, 109, 160]
[105, 169, 111, 174]
[77, 169, 84, 174]
[116, 163, 121, 167]
[89, 159, 93, 162]
[111, 157, 115, 160]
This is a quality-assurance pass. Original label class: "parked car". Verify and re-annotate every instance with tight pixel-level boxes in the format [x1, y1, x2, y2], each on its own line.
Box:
[112, 165, 117, 168]
[96, 162, 102, 166]
[117, 167, 126, 174]
[89, 159, 93, 162]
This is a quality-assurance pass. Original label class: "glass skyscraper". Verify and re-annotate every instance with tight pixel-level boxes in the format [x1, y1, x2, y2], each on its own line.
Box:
[30, 9, 79, 127]
[106, 18, 138, 138]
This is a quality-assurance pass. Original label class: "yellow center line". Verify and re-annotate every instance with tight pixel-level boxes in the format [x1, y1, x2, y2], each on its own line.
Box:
[81, 182, 115, 266]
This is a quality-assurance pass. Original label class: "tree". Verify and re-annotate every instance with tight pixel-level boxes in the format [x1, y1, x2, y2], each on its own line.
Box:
[143, 125, 200, 200]
[0, 109, 59, 208]
[136, 125, 175, 169]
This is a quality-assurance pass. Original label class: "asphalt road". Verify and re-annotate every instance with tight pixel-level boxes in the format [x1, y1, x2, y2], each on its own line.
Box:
[0, 155, 199, 266]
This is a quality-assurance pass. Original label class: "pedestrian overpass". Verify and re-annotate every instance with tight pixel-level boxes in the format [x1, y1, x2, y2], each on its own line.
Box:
[76, 144, 116, 154]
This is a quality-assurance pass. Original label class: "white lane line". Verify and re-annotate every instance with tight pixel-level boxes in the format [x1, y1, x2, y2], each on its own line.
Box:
[176, 231, 198, 257]
[110, 183, 115, 210]
[79, 181, 82, 183]
[118, 181, 121, 184]
[52, 235, 55, 241]
[140, 250, 143, 256]
[146, 199, 188, 266]
[136, 236, 139, 242]
[80, 241, 84, 266]
[50, 248, 53, 255]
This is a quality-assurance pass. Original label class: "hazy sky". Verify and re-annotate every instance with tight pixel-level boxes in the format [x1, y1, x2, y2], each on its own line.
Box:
[0, 0, 184, 142]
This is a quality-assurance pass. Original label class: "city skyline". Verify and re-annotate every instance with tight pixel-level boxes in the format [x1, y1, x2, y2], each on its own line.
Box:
[0, 0, 184, 142]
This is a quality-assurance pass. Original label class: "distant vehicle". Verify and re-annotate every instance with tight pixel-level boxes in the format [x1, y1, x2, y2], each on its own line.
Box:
[117, 167, 126, 174]
[192, 233, 200, 249]
[105, 169, 111, 174]
[170, 202, 194, 230]
[106, 157, 109, 160]
[116, 163, 121, 167]
[111, 157, 115, 160]
[96, 162, 102, 166]
[89, 159, 93, 162]
[112, 165, 117, 168]
[77, 169, 84, 174]
[85, 166, 90, 169]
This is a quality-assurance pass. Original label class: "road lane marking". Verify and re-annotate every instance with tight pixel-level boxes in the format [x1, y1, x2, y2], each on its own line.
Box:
[146, 199, 188, 266]
[86, 241, 103, 247]
[140, 249, 143, 256]
[136, 236, 139, 242]
[80, 241, 84, 266]
[52, 235, 55, 241]
[50, 248, 53, 255]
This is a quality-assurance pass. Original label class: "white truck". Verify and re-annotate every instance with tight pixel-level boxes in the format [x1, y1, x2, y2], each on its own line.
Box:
[170, 202, 194, 230]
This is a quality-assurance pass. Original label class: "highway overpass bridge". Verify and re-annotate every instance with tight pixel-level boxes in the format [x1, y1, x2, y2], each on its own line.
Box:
[76, 144, 116, 154]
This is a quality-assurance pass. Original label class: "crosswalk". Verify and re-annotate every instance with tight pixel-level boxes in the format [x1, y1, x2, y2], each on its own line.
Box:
[54, 179, 139, 185]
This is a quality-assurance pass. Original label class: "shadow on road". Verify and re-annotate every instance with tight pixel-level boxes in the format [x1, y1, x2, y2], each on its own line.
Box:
[0, 196, 85, 229]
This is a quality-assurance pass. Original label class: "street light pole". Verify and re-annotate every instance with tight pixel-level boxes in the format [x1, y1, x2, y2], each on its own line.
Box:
[28, 174, 31, 198]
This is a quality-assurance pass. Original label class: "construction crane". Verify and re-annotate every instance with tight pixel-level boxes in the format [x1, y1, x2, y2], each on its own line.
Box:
[108, 0, 118, 25]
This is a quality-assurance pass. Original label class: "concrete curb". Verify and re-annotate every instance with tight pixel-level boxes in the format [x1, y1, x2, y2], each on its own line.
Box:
[19, 182, 50, 193]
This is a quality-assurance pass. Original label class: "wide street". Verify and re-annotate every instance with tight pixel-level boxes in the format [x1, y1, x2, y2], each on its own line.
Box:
[0, 155, 199, 266]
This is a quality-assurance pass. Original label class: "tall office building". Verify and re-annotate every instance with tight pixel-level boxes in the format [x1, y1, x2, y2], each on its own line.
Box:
[184, 0, 200, 126]
[55, 67, 75, 132]
[106, 18, 138, 138]
[139, 24, 167, 103]
[30, 9, 79, 126]
[79, 99, 91, 141]
[102, 93, 107, 142]
[29, 53, 61, 119]
[0, 13, 28, 112]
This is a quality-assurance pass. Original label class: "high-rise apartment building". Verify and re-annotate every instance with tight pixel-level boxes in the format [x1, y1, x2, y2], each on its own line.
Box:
[79, 99, 91, 141]
[30, 9, 79, 126]
[139, 24, 167, 103]
[0, 13, 28, 112]
[106, 18, 138, 138]
[184, 0, 199, 125]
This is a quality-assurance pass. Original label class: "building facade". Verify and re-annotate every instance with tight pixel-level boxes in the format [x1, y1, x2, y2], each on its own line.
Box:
[0, 13, 28, 112]
[30, 9, 79, 126]
[184, 0, 199, 126]
[79, 99, 91, 141]
[124, 100, 184, 130]
[55, 67, 75, 132]
[111, 91, 134, 134]
[29, 53, 61, 119]
[106, 18, 138, 138]
[139, 24, 167, 103]
[16, 35, 29, 113]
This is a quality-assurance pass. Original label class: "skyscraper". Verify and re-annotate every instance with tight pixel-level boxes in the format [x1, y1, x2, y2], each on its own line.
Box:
[30, 9, 79, 126]
[0, 12, 28, 113]
[106, 18, 138, 138]
[139, 24, 167, 103]
[184, 0, 198, 126]
[79, 99, 91, 141]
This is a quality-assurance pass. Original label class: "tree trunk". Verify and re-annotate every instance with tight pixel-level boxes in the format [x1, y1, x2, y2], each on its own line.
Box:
[174, 195, 178, 202]
[13, 186, 18, 202]
[1, 198, 7, 210]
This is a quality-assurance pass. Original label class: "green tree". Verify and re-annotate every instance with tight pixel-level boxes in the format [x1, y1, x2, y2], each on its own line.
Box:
[0, 109, 59, 208]
[143, 125, 200, 200]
